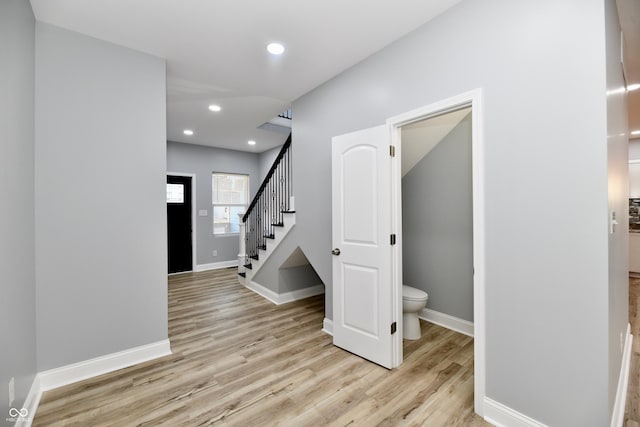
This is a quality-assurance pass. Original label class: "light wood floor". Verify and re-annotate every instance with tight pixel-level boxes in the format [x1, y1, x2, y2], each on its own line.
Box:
[627, 276, 640, 427]
[33, 268, 490, 426]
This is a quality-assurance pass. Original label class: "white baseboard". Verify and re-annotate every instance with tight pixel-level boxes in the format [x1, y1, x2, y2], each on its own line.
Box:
[278, 285, 325, 304]
[14, 375, 41, 427]
[323, 318, 333, 336]
[245, 281, 324, 305]
[16, 339, 171, 426]
[480, 323, 633, 427]
[611, 323, 633, 427]
[484, 397, 548, 427]
[245, 280, 283, 304]
[419, 308, 474, 337]
[38, 339, 172, 392]
[194, 260, 238, 272]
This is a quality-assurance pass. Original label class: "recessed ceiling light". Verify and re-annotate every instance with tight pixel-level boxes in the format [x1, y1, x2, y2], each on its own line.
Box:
[248, 140, 256, 146]
[183, 129, 194, 136]
[628, 83, 640, 92]
[267, 42, 285, 55]
[631, 130, 640, 136]
[208, 104, 221, 112]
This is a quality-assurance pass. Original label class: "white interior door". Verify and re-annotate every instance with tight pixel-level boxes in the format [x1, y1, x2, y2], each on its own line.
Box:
[331, 125, 395, 369]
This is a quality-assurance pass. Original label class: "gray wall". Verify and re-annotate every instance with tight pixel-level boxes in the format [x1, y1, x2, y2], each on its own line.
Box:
[0, 0, 37, 421]
[258, 145, 283, 183]
[402, 114, 473, 322]
[291, 0, 610, 424]
[252, 232, 324, 294]
[35, 23, 168, 370]
[605, 0, 630, 418]
[167, 141, 260, 265]
[278, 265, 323, 294]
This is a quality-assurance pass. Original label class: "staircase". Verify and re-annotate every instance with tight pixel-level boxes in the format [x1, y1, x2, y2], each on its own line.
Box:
[238, 134, 294, 284]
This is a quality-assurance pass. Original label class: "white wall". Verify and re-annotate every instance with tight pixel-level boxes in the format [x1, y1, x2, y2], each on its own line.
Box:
[631, 141, 640, 200]
[605, 0, 630, 417]
[35, 23, 168, 370]
[630, 140, 640, 161]
[631, 164, 640, 198]
[291, 0, 610, 424]
[0, 0, 37, 417]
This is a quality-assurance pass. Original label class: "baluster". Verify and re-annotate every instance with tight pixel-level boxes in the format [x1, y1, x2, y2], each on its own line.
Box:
[268, 178, 271, 236]
[289, 147, 292, 207]
[279, 158, 282, 216]
[239, 134, 291, 276]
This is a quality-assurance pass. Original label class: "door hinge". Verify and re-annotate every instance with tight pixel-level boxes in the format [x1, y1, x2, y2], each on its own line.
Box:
[391, 322, 397, 334]
[390, 145, 396, 157]
[390, 234, 396, 245]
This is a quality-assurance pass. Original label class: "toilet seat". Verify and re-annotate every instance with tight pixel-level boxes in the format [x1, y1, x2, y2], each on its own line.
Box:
[403, 285, 428, 301]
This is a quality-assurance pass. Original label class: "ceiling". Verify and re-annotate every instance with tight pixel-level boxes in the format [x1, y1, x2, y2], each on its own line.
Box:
[28, 1, 640, 150]
[618, 0, 640, 137]
[29, 0, 463, 153]
[401, 108, 471, 177]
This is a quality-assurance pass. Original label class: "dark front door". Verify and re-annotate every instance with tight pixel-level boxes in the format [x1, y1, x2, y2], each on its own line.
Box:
[167, 175, 192, 274]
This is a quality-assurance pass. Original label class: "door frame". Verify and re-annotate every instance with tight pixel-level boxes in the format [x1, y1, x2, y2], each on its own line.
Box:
[386, 89, 486, 416]
[167, 172, 197, 273]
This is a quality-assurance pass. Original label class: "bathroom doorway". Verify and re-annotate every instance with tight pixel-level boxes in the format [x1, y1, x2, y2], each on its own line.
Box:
[399, 107, 474, 334]
[388, 90, 485, 414]
[330, 90, 486, 415]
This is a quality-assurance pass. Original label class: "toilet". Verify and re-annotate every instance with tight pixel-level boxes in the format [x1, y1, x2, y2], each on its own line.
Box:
[402, 285, 429, 340]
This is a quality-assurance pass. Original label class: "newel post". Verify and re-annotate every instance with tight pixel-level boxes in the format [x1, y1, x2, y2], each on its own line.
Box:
[238, 213, 246, 274]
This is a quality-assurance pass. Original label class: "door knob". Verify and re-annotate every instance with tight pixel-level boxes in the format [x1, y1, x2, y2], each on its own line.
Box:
[331, 248, 341, 256]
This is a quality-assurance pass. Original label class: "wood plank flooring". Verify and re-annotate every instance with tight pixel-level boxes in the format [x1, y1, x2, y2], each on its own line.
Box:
[33, 268, 490, 426]
[626, 276, 640, 427]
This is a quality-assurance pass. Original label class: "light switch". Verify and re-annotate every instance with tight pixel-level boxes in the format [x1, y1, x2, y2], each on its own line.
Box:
[199, 209, 208, 217]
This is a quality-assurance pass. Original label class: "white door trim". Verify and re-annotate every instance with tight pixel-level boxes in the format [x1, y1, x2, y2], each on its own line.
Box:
[386, 88, 486, 416]
[167, 172, 197, 272]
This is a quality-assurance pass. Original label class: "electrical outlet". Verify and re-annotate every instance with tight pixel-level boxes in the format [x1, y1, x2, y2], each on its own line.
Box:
[213, 250, 217, 257]
[9, 377, 15, 407]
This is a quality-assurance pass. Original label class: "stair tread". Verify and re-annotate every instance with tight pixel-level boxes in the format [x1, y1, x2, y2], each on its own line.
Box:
[241, 196, 295, 278]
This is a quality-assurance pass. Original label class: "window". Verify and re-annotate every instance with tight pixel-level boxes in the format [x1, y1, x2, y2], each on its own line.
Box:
[166, 183, 184, 203]
[212, 173, 249, 235]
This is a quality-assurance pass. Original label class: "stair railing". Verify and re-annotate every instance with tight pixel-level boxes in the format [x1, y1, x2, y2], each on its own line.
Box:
[241, 134, 293, 271]
[278, 109, 292, 120]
